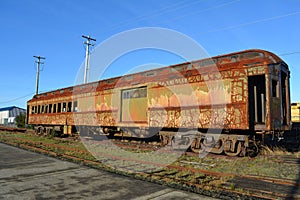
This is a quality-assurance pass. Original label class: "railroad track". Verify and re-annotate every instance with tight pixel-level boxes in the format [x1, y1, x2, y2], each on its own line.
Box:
[270, 155, 300, 165]
[44, 136, 300, 199]
[2, 130, 300, 199]
[0, 126, 26, 133]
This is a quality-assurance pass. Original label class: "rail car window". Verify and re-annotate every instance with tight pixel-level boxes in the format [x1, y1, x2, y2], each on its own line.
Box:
[49, 104, 53, 113]
[31, 106, 34, 114]
[106, 79, 115, 84]
[199, 59, 215, 67]
[144, 71, 156, 76]
[171, 65, 185, 72]
[124, 75, 133, 81]
[231, 55, 238, 62]
[272, 80, 279, 98]
[41, 105, 44, 113]
[73, 101, 78, 112]
[240, 52, 264, 59]
[57, 103, 61, 113]
[53, 104, 57, 113]
[62, 103, 66, 112]
[122, 87, 147, 99]
[67, 102, 72, 112]
[38, 105, 41, 114]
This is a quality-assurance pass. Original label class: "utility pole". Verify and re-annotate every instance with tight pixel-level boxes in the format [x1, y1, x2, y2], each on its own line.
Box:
[82, 35, 96, 83]
[33, 55, 45, 95]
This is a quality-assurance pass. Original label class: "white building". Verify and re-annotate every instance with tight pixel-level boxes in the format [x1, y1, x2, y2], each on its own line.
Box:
[0, 106, 26, 126]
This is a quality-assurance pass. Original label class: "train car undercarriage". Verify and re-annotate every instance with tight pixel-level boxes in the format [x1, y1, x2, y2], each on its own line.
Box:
[159, 130, 259, 157]
[33, 124, 264, 157]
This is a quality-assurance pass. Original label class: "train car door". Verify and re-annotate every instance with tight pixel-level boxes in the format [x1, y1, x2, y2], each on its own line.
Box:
[248, 75, 266, 130]
[120, 87, 148, 122]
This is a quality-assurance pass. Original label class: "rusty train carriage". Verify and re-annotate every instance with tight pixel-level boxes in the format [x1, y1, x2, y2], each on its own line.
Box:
[27, 49, 291, 156]
[291, 103, 300, 131]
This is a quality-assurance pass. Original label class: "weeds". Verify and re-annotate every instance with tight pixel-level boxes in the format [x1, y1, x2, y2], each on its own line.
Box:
[1, 130, 300, 199]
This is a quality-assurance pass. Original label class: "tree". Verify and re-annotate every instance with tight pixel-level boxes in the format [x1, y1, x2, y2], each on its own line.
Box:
[15, 113, 26, 128]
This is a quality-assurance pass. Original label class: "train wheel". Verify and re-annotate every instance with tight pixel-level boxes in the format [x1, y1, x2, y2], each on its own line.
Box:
[224, 141, 242, 156]
[103, 127, 109, 135]
[247, 140, 258, 157]
[209, 139, 224, 154]
[190, 138, 201, 153]
[238, 142, 246, 157]
[38, 126, 45, 136]
[160, 135, 171, 146]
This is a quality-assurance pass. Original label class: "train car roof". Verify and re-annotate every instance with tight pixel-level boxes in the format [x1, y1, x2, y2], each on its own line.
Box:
[28, 49, 288, 102]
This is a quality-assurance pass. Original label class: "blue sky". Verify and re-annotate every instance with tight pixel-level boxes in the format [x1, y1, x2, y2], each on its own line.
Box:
[0, 0, 300, 109]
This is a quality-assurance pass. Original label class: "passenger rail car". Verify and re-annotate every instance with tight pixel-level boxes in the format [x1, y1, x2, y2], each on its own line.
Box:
[291, 103, 300, 131]
[27, 49, 291, 156]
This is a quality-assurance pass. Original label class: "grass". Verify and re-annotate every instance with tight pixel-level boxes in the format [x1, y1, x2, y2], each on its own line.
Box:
[261, 145, 300, 157]
[1, 130, 300, 199]
[0, 130, 95, 161]
[178, 155, 300, 180]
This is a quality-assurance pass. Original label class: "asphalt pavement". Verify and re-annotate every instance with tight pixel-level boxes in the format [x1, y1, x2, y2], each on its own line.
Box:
[0, 143, 218, 199]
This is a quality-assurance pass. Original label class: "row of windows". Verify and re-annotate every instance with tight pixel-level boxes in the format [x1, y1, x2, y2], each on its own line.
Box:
[31, 101, 78, 114]
[32, 87, 148, 114]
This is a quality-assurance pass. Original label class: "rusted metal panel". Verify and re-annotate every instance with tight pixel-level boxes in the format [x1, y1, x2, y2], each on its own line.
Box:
[27, 49, 290, 132]
[148, 65, 251, 130]
[270, 97, 282, 128]
[73, 112, 117, 126]
[149, 105, 247, 130]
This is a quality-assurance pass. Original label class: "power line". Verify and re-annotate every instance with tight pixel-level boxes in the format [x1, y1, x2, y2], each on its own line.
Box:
[97, 2, 300, 44]
[0, 92, 35, 104]
[206, 10, 300, 33]
[100, 0, 204, 35]
[157, 0, 240, 25]
[0, 86, 54, 104]
[98, 0, 241, 36]
[279, 51, 300, 56]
